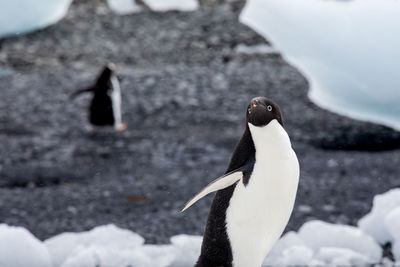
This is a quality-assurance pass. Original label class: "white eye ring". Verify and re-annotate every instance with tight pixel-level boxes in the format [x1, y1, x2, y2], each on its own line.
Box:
[247, 107, 251, 114]
[267, 105, 273, 111]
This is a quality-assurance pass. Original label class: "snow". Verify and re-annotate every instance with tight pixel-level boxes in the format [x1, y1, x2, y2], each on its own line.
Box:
[358, 188, 400, 244]
[43, 225, 201, 267]
[235, 44, 279, 55]
[385, 208, 400, 260]
[0, 0, 72, 38]
[3, 189, 400, 266]
[45, 224, 145, 266]
[239, 0, 400, 130]
[298, 220, 382, 263]
[106, 0, 199, 15]
[0, 224, 52, 267]
[142, 0, 199, 12]
[107, 0, 142, 15]
[263, 221, 382, 266]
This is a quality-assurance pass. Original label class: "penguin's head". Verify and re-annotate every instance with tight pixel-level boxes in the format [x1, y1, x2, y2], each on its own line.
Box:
[246, 97, 284, 127]
[95, 63, 116, 93]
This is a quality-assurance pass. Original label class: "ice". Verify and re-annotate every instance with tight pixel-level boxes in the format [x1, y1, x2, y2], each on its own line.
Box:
[314, 247, 370, 266]
[142, 0, 199, 12]
[263, 231, 310, 265]
[263, 222, 382, 266]
[0, 0, 72, 38]
[0, 224, 52, 267]
[384, 207, 400, 260]
[168, 234, 202, 267]
[240, 0, 400, 130]
[298, 220, 382, 263]
[235, 44, 279, 55]
[264, 245, 314, 266]
[106, 0, 142, 15]
[358, 188, 400, 244]
[45, 224, 145, 267]
[44, 225, 202, 267]
[61, 244, 175, 267]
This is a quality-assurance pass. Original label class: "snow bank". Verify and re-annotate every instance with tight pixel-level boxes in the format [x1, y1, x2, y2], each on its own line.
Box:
[0, 0, 72, 38]
[0, 224, 52, 267]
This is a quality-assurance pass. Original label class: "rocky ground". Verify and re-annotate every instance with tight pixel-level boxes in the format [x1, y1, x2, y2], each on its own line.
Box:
[0, 0, 399, 244]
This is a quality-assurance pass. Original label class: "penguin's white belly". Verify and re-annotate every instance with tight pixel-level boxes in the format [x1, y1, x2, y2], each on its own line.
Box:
[226, 149, 299, 267]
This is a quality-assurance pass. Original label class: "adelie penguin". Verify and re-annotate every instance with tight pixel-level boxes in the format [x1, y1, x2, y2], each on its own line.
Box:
[71, 63, 126, 132]
[182, 97, 299, 267]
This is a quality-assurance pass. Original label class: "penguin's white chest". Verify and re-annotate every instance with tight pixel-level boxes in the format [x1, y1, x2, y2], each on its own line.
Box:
[225, 121, 299, 267]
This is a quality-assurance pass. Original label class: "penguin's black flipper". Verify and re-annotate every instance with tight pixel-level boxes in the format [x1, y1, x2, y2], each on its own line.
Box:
[181, 168, 244, 212]
[70, 87, 94, 100]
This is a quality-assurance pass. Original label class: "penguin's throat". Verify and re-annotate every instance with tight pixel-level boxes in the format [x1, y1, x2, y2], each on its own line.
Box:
[248, 120, 291, 150]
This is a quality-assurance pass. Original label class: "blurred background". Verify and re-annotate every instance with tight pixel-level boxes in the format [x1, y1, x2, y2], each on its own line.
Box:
[0, 0, 399, 265]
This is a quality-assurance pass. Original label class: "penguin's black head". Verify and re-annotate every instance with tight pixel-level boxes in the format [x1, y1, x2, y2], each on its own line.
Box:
[246, 97, 284, 127]
[95, 63, 116, 91]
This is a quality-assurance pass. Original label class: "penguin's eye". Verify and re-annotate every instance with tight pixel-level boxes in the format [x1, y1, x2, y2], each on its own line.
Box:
[267, 105, 273, 111]
[247, 107, 251, 114]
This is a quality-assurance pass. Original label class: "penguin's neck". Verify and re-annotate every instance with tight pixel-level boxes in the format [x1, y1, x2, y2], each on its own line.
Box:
[248, 120, 291, 153]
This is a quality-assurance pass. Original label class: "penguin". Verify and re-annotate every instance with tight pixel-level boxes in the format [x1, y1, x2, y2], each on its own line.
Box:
[182, 97, 299, 267]
[71, 63, 126, 132]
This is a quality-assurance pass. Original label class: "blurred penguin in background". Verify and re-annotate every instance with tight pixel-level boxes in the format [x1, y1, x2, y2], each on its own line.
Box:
[71, 63, 126, 132]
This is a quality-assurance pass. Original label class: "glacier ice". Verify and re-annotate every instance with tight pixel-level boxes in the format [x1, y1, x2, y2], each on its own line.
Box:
[240, 0, 400, 130]
[0, 0, 72, 38]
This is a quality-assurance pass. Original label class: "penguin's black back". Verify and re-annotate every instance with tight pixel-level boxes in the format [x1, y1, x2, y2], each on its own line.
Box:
[89, 91, 114, 126]
[196, 126, 255, 267]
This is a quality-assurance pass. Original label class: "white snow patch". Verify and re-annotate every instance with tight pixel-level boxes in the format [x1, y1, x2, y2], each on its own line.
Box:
[142, 0, 199, 12]
[358, 188, 400, 244]
[168, 234, 202, 267]
[314, 247, 370, 266]
[0, 0, 72, 38]
[0, 224, 52, 267]
[385, 207, 400, 260]
[263, 221, 382, 266]
[107, 0, 142, 15]
[45, 224, 144, 267]
[61, 244, 175, 267]
[235, 44, 279, 55]
[298, 220, 382, 263]
[263, 231, 311, 266]
[44, 225, 201, 267]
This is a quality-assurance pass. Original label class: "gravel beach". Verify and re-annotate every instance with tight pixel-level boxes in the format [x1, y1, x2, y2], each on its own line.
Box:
[0, 0, 399, 243]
